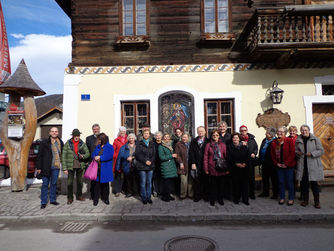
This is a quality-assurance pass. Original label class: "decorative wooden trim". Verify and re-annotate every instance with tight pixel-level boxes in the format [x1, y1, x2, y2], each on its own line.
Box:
[115, 35, 150, 44]
[200, 32, 236, 41]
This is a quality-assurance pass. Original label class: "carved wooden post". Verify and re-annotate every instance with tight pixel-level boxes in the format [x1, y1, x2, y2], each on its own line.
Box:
[0, 59, 45, 191]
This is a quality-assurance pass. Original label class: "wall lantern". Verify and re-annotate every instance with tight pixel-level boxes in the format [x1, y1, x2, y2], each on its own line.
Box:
[269, 80, 284, 104]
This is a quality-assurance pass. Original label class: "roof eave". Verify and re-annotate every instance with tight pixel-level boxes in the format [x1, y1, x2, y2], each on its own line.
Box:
[55, 0, 71, 18]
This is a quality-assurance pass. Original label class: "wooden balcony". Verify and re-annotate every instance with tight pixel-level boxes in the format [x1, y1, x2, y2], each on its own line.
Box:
[230, 5, 334, 67]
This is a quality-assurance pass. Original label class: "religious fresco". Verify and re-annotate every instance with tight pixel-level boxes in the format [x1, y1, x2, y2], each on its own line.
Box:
[160, 93, 193, 136]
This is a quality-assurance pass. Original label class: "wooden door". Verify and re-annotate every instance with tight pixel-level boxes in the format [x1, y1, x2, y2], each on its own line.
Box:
[313, 104, 334, 175]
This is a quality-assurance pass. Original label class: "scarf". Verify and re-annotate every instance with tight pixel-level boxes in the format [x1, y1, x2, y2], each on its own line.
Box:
[51, 138, 61, 168]
[241, 134, 249, 142]
[143, 139, 150, 146]
[72, 139, 79, 155]
[162, 140, 174, 153]
[212, 142, 222, 161]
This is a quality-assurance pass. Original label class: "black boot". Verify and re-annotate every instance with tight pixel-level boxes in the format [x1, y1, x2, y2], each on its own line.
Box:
[314, 193, 320, 209]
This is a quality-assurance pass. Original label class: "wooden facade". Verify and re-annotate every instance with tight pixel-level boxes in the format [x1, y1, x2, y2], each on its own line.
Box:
[58, 0, 313, 67]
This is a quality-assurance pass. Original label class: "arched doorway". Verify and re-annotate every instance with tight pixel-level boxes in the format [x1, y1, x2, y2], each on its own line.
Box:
[159, 91, 194, 136]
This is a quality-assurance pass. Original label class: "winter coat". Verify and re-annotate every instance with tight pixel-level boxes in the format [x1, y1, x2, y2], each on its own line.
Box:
[112, 135, 128, 172]
[62, 139, 90, 171]
[86, 134, 109, 156]
[175, 141, 190, 175]
[203, 140, 227, 176]
[295, 134, 324, 181]
[242, 133, 258, 166]
[259, 138, 275, 170]
[158, 144, 178, 179]
[227, 144, 250, 175]
[270, 137, 296, 168]
[135, 140, 156, 171]
[220, 132, 232, 146]
[189, 136, 209, 174]
[115, 142, 135, 175]
[92, 143, 114, 183]
[36, 137, 64, 177]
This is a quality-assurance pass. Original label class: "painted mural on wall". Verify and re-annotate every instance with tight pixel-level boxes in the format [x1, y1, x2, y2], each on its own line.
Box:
[160, 93, 193, 136]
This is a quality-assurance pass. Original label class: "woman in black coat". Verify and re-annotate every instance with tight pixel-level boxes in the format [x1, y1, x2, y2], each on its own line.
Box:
[135, 129, 156, 204]
[258, 127, 278, 199]
[228, 132, 251, 205]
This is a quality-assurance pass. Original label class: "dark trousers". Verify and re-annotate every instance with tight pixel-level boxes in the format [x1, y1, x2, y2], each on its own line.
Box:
[222, 174, 232, 200]
[232, 168, 249, 203]
[67, 168, 83, 200]
[152, 170, 162, 196]
[209, 175, 224, 203]
[248, 164, 255, 197]
[193, 173, 203, 200]
[124, 170, 138, 195]
[91, 180, 110, 203]
[161, 178, 175, 198]
[301, 166, 320, 200]
[112, 172, 123, 194]
[261, 164, 278, 196]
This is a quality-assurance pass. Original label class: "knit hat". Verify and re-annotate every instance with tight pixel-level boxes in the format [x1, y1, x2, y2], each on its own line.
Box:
[239, 125, 248, 131]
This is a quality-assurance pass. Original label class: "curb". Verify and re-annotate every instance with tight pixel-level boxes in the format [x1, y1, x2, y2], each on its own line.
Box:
[1, 212, 334, 223]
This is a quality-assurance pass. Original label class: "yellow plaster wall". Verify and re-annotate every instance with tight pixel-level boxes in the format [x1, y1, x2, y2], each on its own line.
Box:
[76, 67, 334, 144]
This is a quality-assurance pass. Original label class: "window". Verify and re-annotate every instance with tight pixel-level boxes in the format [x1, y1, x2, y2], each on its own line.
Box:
[204, 99, 234, 136]
[322, 84, 334, 95]
[202, 0, 229, 34]
[121, 0, 148, 36]
[121, 101, 150, 135]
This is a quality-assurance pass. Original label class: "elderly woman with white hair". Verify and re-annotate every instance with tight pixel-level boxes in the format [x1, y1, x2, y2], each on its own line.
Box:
[296, 125, 324, 209]
[116, 133, 137, 197]
[112, 126, 128, 196]
[270, 126, 296, 206]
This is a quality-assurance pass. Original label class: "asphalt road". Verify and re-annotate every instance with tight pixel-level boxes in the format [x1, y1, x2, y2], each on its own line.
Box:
[1, 221, 334, 251]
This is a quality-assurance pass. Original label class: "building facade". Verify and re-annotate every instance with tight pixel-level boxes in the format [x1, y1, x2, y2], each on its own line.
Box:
[56, 0, 334, 174]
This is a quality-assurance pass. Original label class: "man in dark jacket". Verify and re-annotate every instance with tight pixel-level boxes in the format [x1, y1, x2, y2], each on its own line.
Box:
[189, 126, 210, 202]
[36, 127, 64, 209]
[218, 121, 232, 146]
[86, 123, 109, 155]
[240, 125, 259, 199]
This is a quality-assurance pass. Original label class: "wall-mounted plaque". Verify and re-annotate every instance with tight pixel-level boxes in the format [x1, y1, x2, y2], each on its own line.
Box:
[256, 108, 291, 129]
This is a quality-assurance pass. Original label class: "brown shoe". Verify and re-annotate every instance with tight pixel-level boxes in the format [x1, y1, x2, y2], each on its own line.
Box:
[67, 199, 73, 204]
[300, 201, 309, 207]
[76, 197, 86, 201]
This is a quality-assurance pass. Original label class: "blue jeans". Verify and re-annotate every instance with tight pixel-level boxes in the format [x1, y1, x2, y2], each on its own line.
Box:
[138, 170, 153, 201]
[277, 168, 294, 200]
[41, 166, 60, 205]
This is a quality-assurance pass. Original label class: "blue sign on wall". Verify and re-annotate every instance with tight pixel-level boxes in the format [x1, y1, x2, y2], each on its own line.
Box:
[81, 94, 90, 101]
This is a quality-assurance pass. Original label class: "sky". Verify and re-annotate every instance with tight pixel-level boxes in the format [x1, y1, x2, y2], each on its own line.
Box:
[2, 0, 71, 95]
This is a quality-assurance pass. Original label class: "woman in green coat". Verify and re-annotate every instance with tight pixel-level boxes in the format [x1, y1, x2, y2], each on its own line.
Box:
[158, 133, 178, 202]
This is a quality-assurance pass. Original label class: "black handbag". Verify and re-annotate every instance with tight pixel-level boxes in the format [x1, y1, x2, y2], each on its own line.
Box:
[215, 158, 229, 172]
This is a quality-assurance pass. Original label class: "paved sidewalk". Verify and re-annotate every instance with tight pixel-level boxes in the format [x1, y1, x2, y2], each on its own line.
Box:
[1, 184, 334, 223]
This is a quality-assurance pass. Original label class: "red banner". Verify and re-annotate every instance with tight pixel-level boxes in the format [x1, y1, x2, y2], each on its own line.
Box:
[0, 1, 10, 84]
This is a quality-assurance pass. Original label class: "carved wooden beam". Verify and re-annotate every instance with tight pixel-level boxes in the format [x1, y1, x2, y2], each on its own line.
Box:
[0, 95, 37, 191]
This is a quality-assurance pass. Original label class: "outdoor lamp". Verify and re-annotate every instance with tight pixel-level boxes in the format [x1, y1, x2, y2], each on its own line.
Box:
[269, 80, 284, 104]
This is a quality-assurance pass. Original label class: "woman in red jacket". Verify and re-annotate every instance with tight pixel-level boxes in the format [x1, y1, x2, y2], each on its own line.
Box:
[270, 126, 296, 206]
[204, 130, 228, 207]
[112, 126, 128, 196]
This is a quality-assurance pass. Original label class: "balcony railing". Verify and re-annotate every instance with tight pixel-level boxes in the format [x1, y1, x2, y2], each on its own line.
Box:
[231, 5, 334, 61]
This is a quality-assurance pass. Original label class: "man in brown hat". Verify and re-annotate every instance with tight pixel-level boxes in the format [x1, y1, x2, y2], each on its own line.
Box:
[62, 128, 90, 204]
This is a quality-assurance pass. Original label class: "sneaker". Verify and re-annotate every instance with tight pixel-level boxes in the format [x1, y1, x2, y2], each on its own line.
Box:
[50, 201, 60, 205]
[168, 195, 175, 201]
[40, 204, 46, 209]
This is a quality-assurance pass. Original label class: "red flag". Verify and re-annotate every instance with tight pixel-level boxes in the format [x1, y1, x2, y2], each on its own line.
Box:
[0, 1, 10, 84]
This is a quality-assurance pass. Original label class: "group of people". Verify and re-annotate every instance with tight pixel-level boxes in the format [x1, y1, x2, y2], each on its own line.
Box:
[36, 121, 325, 209]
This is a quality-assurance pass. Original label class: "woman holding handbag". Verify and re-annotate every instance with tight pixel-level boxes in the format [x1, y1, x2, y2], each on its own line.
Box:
[91, 133, 114, 206]
[204, 130, 228, 207]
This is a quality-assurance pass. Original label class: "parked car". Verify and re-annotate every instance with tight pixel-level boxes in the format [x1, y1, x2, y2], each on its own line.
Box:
[0, 140, 40, 179]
